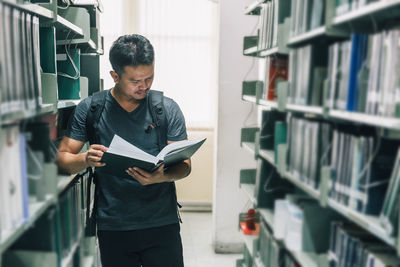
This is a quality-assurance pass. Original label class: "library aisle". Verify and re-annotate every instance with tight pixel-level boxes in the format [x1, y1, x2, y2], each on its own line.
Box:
[180, 212, 240, 267]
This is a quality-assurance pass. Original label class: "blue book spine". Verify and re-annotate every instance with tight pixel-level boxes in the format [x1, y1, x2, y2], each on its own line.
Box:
[347, 34, 360, 111]
[353, 35, 369, 112]
[19, 133, 29, 221]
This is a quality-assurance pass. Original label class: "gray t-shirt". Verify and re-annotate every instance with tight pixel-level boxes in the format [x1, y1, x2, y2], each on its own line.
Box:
[66, 90, 187, 231]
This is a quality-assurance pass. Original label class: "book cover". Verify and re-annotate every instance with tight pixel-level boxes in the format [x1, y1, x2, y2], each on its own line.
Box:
[266, 55, 288, 101]
[98, 135, 206, 179]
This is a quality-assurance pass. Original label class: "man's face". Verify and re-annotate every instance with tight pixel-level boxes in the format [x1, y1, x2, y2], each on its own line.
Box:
[112, 63, 155, 101]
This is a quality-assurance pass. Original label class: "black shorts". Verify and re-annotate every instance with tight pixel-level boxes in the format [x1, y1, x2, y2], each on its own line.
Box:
[97, 223, 184, 267]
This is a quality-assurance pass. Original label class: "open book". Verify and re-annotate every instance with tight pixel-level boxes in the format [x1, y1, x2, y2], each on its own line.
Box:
[98, 134, 206, 178]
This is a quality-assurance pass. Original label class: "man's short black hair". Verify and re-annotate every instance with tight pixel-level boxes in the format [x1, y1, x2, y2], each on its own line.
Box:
[109, 34, 154, 74]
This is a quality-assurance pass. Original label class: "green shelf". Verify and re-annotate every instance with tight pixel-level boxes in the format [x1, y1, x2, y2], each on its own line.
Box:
[240, 184, 256, 204]
[332, 0, 400, 27]
[258, 149, 274, 165]
[286, 104, 323, 116]
[242, 142, 256, 155]
[244, 0, 264, 15]
[258, 208, 274, 231]
[1, 104, 56, 125]
[57, 99, 82, 110]
[243, 46, 259, 56]
[61, 240, 80, 267]
[242, 95, 257, 103]
[258, 99, 278, 110]
[283, 172, 320, 200]
[327, 198, 396, 248]
[259, 47, 279, 57]
[57, 174, 77, 194]
[289, 251, 328, 267]
[83, 255, 95, 267]
[242, 233, 259, 259]
[328, 109, 400, 130]
[53, 15, 84, 38]
[287, 26, 326, 47]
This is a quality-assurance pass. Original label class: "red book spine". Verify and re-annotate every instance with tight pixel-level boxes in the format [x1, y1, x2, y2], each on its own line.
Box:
[267, 56, 288, 101]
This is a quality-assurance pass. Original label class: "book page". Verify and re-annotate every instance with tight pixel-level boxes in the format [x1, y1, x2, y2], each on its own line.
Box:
[106, 135, 158, 164]
[157, 139, 206, 160]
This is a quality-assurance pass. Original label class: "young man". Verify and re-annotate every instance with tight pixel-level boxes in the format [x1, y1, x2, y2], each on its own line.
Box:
[57, 34, 190, 267]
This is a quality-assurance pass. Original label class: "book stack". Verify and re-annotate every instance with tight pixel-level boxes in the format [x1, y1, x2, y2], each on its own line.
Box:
[0, 3, 42, 115]
[262, 55, 289, 101]
[59, 180, 83, 259]
[329, 126, 400, 216]
[258, 220, 283, 267]
[257, 0, 291, 51]
[5, 173, 91, 266]
[288, 44, 328, 106]
[287, 116, 332, 189]
[290, 0, 325, 37]
[335, 0, 379, 16]
[326, 29, 400, 117]
[0, 126, 29, 240]
[329, 221, 400, 267]
[273, 195, 337, 253]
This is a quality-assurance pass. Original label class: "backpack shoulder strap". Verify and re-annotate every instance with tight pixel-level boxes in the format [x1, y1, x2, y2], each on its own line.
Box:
[148, 90, 168, 150]
[86, 90, 108, 145]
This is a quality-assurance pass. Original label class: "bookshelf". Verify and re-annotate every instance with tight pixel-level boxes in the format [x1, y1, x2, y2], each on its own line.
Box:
[238, 0, 400, 266]
[0, 1, 103, 266]
[287, 26, 326, 47]
[331, 0, 400, 26]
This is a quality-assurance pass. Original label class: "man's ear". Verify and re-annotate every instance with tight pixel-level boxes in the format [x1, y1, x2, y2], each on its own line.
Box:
[110, 71, 119, 83]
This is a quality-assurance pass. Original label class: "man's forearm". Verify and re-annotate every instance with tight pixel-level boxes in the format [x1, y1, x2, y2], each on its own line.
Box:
[57, 152, 89, 175]
[163, 160, 191, 182]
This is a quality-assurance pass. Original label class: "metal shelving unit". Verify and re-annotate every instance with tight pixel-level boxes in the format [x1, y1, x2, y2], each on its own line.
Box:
[57, 99, 82, 110]
[287, 26, 326, 47]
[332, 0, 400, 26]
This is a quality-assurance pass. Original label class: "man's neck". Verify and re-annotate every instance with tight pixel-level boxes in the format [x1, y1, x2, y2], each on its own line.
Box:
[111, 87, 142, 113]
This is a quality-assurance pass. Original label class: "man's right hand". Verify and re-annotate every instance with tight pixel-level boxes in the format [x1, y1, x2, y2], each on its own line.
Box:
[86, 144, 108, 167]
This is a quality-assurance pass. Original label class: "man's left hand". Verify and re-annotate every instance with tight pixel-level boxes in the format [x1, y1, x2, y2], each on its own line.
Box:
[126, 164, 167, 185]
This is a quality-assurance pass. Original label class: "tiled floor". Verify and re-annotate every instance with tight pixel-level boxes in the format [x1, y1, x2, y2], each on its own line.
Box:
[180, 211, 241, 267]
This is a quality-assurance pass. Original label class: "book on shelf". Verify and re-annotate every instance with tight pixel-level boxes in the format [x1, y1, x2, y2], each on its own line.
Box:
[0, 126, 29, 239]
[0, 4, 42, 115]
[287, 116, 331, 189]
[274, 121, 287, 163]
[259, 110, 286, 150]
[98, 134, 206, 178]
[257, 0, 291, 51]
[335, 0, 380, 16]
[290, 0, 325, 38]
[329, 125, 400, 216]
[9, 172, 91, 266]
[329, 221, 400, 267]
[326, 29, 400, 117]
[288, 44, 328, 106]
[258, 219, 283, 267]
[274, 195, 338, 253]
[380, 148, 400, 236]
[263, 55, 288, 101]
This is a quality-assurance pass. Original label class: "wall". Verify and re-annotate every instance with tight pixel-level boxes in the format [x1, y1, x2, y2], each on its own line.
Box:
[213, 0, 259, 253]
[175, 128, 214, 210]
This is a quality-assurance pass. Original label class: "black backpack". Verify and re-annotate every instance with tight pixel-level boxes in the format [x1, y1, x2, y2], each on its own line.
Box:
[84, 89, 180, 237]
